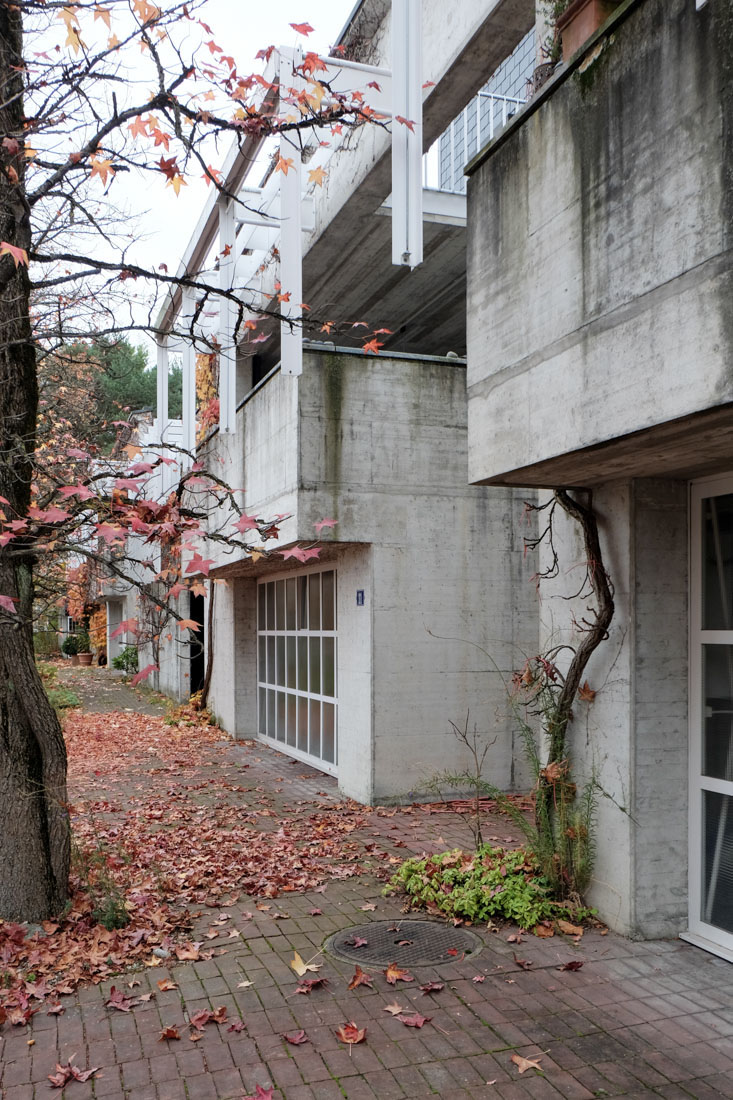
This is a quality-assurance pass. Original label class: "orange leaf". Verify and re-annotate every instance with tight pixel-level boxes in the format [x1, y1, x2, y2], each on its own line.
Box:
[384, 962, 413, 986]
[336, 1021, 366, 1045]
[290, 21, 314, 35]
[0, 241, 28, 268]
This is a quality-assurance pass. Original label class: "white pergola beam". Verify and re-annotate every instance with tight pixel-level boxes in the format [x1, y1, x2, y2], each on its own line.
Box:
[218, 197, 236, 433]
[391, 0, 423, 268]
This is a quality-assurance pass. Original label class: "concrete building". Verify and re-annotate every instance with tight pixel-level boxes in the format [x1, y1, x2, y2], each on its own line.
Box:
[465, 0, 733, 958]
[145, 0, 540, 805]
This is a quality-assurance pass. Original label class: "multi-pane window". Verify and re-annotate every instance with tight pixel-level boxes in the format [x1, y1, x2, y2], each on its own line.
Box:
[257, 569, 337, 772]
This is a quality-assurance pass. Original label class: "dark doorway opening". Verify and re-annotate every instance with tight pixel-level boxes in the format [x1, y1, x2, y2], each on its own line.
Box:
[189, 593, 206, 695]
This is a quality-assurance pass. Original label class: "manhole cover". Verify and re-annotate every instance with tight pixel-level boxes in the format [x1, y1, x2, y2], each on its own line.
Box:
[325, 919, 482, 967]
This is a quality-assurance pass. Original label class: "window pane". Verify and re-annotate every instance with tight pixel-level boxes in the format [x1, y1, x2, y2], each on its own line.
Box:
[298, 576, 308, 629]
[286, 693, 297, 746]
[276, 636, 285, 687]
[322, 570, 335, 630]
[258, 687, 266, 735]
[277, 692, 286, 742]
[266, 582, 275, 630]
[298, 637, 308, 691]
[309, 699, 321, 758]
[258, 584, 266, 628]
[309, 637, 320, 694]
[703, 644, 733, 780]
[322, 638, 336, 697]
[703, 790, 733, 934]
[267, 689, 275, 738]
[258, 635, 266, 682]
[276, 579, 285, 630]
[286, 577, 296, 629]
[286, 637, 296, 689]
[298, 696, 308, 752]
[266, 637, 275, 686]
[309, 573, 321, 630]
[322, 702, 336, 763]
[703, 494, 733, 630]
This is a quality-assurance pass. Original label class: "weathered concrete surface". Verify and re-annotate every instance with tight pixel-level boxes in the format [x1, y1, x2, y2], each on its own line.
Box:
[466, 0, 733, 487]
[537, 479, 688, 939]
[183, 349, 538, 805]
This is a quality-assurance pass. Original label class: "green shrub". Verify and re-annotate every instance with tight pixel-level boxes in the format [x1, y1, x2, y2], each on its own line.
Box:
[112, 644, 138, 674]
[61, 634, 80, 656]
[75, 629, 91, 653]
[389, 844, 593, 928]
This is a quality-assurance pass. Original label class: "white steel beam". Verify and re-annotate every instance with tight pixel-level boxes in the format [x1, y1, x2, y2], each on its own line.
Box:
[181, 287, 197, 463]
[155, 337, 169, 440]
[218, 197, 236, 433]
[279, 46, 304, 377]
[391, 0, 423, 267]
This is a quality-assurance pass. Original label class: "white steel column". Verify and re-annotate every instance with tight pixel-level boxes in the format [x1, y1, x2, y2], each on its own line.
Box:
[279, 47, 304, 377]
[391, 0, 422, 268]
[156, 336, 169, 440]
[218, 196, 236, 432]
[181, 287, 196, 464]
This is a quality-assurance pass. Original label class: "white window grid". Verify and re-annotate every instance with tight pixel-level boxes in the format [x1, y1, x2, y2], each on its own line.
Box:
[257, 565, 338, 775]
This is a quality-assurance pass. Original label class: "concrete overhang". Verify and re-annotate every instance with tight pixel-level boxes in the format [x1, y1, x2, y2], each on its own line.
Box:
[473, 404, 733, 489]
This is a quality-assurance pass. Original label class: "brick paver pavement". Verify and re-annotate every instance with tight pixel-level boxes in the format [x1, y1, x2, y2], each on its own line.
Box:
[2, 677, 732, 1099]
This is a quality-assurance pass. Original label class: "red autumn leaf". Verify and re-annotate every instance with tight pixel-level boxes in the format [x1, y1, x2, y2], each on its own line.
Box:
[394, 115, 416, 132]
[557, 960, 584, 971]
[384, 962, 413, 985]
[295, 977, 329, 994]
[445, 948, 464, 959]
[158, 1025, 180, 1040]
[131, 663, 158, 686]
[397, 1012, 431, 1028]
[242, 1086, 275, 1100]
[290, 21, 314, 35]
[283, 1029, 309, 1044]
[0, 594, 18, 615]
[420, 981, 444, 995]
[227, 1020, 247, 1033]
[47, 1061, 100, 1087]
[336, 1020, 366, 1045]
[513, 953, 534, 971]
[347, 965, 373, 990]
[345, 935, 368, 948]
[0, 240, 28, 267]
[189, 1009, 213, 1029]
[105, 985, 136, 1012]
[157, 979, 177, 991]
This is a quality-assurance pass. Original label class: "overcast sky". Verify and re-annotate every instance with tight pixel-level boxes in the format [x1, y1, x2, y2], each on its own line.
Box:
[129, 1, 353, 287]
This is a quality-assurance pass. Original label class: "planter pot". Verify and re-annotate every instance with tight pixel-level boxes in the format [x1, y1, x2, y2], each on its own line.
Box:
[70, 654, 80, 666]
[557, 0, 618, 62]
[78, 653, 93, 666]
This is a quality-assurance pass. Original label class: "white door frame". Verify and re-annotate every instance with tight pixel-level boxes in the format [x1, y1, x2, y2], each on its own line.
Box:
[684, 473, 733, 961]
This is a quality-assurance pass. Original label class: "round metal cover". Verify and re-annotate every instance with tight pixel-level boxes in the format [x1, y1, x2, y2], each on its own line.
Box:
[325, 919, 482, 967]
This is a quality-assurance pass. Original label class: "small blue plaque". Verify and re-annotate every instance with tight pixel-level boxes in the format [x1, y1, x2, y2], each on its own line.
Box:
[356, 590, 365, 606]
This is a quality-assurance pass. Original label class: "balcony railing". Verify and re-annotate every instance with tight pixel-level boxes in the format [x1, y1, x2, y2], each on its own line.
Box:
[423, 90, 527, 194]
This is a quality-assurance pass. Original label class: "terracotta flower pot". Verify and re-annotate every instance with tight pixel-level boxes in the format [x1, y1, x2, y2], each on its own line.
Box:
[70, 654, 80, 666]
[557, 0, 618, 62]
[78, 653, 93, 666]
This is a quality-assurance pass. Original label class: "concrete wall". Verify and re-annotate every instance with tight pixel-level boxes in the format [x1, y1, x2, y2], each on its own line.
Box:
[201, 348, 538, 804]
[466, 0, 733, 486]
[538, 480, 688, 938]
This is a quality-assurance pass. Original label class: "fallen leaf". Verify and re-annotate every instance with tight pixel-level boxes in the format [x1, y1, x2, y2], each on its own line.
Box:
[556, 919, 584, 937]
[344, 935, 368, 948]
[47, 1062, 100, 1088]
[472, 975, 485, 983]
[359, 902, 376, 911]
[347, 965, 373, 990]
[296, 977, 329, 994]
[534, 922, 555, 938]
[419, 981, 444, 995]
[158, 1026, 180, 1041]
[242, 1086, 274, 1100]
[282, 1029, 309, 1045]
[557, 960, 584, 971]
[47, 1004, 65, 1016]
[290, 950, 321, 977]
[511, 1053, 543, 1074]
[227, 1020, 247, 1033]
[384, 962, 413, 985]
[513, 953, 534, 971]
[157, 979, 177, 991]
[336, 1021, 366, 1045]
[382, 1001, 406, 1015]
[397, 1012, 431, 1028]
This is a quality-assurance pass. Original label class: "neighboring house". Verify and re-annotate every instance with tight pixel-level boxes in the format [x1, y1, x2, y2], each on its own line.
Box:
[465, 0, 733, 957]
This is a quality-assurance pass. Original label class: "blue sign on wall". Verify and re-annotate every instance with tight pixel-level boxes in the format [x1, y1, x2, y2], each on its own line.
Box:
[356, 590, 365, 606]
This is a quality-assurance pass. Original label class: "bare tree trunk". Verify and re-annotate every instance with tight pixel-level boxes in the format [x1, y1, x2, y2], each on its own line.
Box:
[0, 7, 70, 920]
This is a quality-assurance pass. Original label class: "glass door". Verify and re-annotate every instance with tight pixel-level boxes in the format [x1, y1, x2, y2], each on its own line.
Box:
[689, 477, 733, 956]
